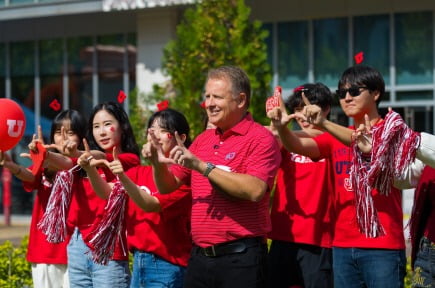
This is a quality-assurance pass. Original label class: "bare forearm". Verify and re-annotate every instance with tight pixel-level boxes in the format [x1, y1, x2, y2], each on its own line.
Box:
[4, 162, 34, 183]
[45, 152, 74, 171]
[86, 167, 111, 199]
[321, 120, 353, 146]
[277, 126, 321, 159]
[152, 162, 180, 194]
[202, 166, 268, 202]
[118, 173, 161, 212]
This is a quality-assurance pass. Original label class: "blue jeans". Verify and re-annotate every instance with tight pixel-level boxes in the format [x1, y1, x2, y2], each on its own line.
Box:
[412, 237, 435, 287]
[130, 250, 185, 288]
[333, 247, 406, 288]
[67, 228, 130, 288]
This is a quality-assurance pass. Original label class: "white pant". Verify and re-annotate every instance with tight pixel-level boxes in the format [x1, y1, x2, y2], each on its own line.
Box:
[31, 263, 69, 288]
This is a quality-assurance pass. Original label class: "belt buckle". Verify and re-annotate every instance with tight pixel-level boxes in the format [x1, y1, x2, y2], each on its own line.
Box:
[203, 245, 217, 257]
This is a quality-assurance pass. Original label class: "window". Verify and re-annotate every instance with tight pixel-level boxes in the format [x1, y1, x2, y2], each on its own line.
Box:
[277, 21, 308, 89]
[9, 0, 33, 5]
[0, 44, 5, 99]
[313, 18, 348, 87]
[97, 34, 126, 104]
[40, 38, 64, 122]
[126, 33, 137, 95]
[67, 36, 94, 115]
[10, 41, 34, 111]
[395, 12, 433, 85]
[354, 14, 390, 84]
[396, 90, 433, 101]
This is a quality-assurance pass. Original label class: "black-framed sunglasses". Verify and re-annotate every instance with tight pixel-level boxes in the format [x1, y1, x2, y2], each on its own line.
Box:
[336, 86, 368, 99]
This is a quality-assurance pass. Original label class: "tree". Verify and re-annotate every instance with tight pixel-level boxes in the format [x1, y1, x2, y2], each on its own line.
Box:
[162, 0, 272, 136]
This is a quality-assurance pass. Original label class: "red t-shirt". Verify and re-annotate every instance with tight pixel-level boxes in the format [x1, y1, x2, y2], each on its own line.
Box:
[125, 165, 192, 267]
[172, 113, 281, 247]
[68, 152, 140, 260]
[268, 148, 334, 248]
[23, 170, 71, 264]
[314, 130, 405, 249]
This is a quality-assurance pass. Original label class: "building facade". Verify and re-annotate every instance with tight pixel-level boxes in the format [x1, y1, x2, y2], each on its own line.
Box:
[1, 0, 435, 213]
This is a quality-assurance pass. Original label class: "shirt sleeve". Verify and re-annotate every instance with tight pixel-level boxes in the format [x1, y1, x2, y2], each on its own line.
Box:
[22, 165, 41, 192]
[417, 132, 435, 168]
[312, 132, 333, 160]
[243, 130, 281, 190]
[154, 185, 191, 219]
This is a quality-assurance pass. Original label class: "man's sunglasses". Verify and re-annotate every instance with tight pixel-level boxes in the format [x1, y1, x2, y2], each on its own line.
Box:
[336, 86, 368, 99]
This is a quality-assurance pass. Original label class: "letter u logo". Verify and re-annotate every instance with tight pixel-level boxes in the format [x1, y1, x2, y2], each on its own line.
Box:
[7, 119, 24, 137]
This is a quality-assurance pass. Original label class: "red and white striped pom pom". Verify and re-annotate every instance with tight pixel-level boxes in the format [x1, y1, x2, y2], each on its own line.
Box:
[37, 168, 76, 243]
[368, 110, 420, 194]
[85, 181, 128, 265]
[350, 144, 386, 238]
[350, 110, 420, 238]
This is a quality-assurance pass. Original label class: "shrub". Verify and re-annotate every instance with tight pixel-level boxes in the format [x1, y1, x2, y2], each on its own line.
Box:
[0, 236, 32, 288]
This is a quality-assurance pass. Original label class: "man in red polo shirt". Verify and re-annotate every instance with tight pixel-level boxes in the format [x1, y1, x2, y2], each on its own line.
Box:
[148, 65, 281, 288]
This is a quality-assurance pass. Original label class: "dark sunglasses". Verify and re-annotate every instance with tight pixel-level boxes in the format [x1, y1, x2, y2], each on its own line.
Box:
[336, 86, 368, 99]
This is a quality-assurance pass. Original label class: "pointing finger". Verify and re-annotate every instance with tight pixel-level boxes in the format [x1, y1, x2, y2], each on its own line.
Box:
[364, 114, 371, 133]
[301, 92, 311, 106]
[174, 131, 185, 147]
[61, 126, 68, 141]
[112, 146, 119, 161]
[83, 138, 90, 152]
[37, 126, 44, 144]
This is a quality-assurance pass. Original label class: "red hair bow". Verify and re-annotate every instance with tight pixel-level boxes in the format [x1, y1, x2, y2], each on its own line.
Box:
[157, 100, 169, 111]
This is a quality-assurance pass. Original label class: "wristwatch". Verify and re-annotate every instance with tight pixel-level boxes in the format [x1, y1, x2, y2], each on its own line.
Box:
[203, 162, 216, 177]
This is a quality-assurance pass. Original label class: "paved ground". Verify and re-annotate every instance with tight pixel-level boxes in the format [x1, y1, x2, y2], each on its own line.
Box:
[0, 214, 31, 246]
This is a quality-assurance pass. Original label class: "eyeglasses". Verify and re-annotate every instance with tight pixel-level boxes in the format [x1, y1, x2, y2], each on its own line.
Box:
[336, 86, 368, 99]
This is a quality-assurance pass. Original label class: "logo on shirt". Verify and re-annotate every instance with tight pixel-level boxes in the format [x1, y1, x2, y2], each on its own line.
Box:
[344, 177, 353, 192]
[225, 152, 236, 160]
[290, 153, 325, 164]
[139, 185, 156, 195]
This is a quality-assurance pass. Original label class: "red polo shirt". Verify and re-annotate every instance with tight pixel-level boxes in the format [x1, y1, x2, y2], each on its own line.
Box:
[172, 113, 281, 247]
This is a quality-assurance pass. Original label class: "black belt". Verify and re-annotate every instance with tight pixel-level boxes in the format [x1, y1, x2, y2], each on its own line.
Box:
[195, 237, 265, 257]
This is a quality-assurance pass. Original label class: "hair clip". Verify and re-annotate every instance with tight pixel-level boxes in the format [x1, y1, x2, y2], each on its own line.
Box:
[49, 99, 61, 111]
[117, 90, 127, 104]
[157, 100, 169, 111]
[354, 51, 364, 64]
[293, 86, 307, 93]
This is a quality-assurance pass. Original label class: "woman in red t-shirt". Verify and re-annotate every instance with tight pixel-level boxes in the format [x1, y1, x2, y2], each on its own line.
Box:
[69, 101, 140, 288]
[0, 109, 87, 288]
[82, 108, 193, 288]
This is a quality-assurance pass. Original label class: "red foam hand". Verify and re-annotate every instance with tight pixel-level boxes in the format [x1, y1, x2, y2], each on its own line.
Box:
[30, 142, 47, 176]
[266, 86, 282, 113]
